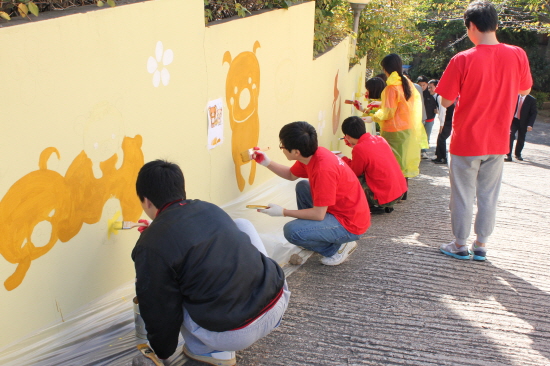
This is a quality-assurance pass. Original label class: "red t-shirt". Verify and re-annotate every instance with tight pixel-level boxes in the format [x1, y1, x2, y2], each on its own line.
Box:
[341, 133, 407, 205]
[290, 147, 370, 235]
[436, 43, 532, 156]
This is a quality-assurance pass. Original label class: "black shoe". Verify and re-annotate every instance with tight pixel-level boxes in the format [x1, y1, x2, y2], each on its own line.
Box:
[504, 155, 513, 162]
[515, 155, 524, 161]
[370, 207, 385, 215]
[384, 207, 394, 213]
[434, 158, 447, 164]
[431, 158, 442, 163]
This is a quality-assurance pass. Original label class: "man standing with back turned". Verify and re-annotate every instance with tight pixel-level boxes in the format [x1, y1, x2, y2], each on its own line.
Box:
[436, 1, 532, 261]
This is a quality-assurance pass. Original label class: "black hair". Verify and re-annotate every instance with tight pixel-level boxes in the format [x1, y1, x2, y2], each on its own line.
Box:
[341, 116, 366, 139]
[136, 160, 186, 208]
[375, 73, 388, 82]
[416, 75, 429, 84]
[365, 77, 386, 99]
[428, 79, 438, 86]
[464, 1, 498, 32]
[380, 54, 412, 101]
[279, 121, 318, 158]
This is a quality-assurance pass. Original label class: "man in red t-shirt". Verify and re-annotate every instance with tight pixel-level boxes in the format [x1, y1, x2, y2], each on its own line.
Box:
[339, 116, 407, 214]
[435, 1, 532, 262]
[253, 121, 369, 266]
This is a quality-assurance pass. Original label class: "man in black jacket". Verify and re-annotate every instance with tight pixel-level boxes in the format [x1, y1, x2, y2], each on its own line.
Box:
[132, 160, 289, 365]
[418, 76, 439, 159]
[506, 93, 537, 161]
[432, 100, 455, 164]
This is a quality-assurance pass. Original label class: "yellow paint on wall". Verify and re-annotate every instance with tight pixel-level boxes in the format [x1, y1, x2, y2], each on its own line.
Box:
[223, 41, 261, 192]
[0, 135, 144, 291]
[107, 211, 122, 238]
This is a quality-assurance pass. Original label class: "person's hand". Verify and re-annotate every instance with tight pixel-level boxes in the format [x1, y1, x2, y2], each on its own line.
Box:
[367, 101, 381, 107]
[343, 139, 352, 147]
[137, 219, 152, 233]
[353, 100, 363, 112]
[258, 203, 285, 217]
[253, 148, 271, 167]
[527, 126, 533, 132]
[361, 116, 373, 123]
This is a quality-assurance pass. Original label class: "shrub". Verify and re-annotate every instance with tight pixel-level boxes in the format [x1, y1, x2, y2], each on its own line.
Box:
[0, 0, 115, 20]
[531, 90, 549, 109]
[204, 0, 293, 23]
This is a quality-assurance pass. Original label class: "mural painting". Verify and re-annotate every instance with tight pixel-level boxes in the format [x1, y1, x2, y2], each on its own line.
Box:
[0, 135, 144, 291]
[332, 70, 341, 135]
[223, 41, 261, 192]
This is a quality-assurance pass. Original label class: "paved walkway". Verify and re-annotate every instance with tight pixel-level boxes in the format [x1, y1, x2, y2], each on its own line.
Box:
[226, 116, 550, 366]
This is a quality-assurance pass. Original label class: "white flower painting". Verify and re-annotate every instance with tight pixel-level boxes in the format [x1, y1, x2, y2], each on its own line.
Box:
[147, 41, 174, 87]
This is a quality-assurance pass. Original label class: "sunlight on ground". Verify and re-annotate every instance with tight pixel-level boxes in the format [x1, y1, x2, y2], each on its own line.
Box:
[439, 294, 550, 365]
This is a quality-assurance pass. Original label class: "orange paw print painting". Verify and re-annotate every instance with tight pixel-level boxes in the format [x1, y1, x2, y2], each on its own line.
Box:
[223, 41, 261, 192]
[0, 135, 144, 291]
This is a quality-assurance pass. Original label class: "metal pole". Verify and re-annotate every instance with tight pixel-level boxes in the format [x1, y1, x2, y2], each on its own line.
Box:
[350, 3, 367, 57]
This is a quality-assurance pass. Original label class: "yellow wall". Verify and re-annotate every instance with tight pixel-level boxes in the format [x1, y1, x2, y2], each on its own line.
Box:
[0, 0, 366, 347]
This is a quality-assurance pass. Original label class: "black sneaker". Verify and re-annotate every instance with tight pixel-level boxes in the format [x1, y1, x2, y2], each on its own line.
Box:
[384, 207, 394, 213]
[504, 155, 513, 162]
[370, 207, 385, 215]
[515, 155, 524, 161]
[434, 158, 447, 164]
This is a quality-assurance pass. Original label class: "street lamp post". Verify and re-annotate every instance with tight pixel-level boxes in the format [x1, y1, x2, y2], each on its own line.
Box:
[349, 0, 370, 57]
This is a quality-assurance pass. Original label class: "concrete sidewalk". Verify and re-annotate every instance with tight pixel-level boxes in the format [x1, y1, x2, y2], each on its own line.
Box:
[228, 117, 550, 365]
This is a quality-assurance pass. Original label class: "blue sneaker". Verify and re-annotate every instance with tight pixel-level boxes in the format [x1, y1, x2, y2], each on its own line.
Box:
[440, 240, 471, 260]
[183, 344, 236, 366]
[471, 241, 487, 261]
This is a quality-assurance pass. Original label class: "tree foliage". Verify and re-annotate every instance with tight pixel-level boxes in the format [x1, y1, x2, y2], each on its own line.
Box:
[0, 0, 115, 21]
[410, 0, 550, 92]
[204, 0, 293, 23]
[427, 0, 549, 33]
[314, 0, 431, 71]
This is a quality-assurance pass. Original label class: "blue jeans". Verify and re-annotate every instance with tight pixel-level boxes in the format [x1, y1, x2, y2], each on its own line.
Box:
[283, 180, 361, 257]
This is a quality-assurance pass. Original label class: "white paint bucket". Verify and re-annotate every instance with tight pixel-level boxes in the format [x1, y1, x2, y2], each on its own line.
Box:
[133, 296, 147, 339]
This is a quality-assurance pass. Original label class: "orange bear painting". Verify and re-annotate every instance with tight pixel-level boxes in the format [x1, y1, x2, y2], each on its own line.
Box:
[223, 41, 261, 192]
[0, 135, 144, 291]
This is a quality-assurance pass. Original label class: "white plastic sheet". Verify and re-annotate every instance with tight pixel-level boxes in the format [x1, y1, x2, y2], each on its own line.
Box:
[0, 176, 312, 365]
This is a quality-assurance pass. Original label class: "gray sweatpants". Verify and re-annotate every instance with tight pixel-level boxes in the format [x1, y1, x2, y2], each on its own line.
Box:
[180, 218, 290, 354]
[449, 154, 504, 246]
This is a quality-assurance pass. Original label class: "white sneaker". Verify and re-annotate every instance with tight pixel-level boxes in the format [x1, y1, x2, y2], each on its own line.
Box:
[421, 152, 429, 159]
[183, 344, 236, 366]
[321, 241, 358, 266]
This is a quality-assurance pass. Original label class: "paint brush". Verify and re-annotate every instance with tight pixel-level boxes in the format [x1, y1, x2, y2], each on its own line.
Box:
[112, 221, 147, 230]
[246, 205, 269, 209]
[241, 147, 270, 163]
[136, 343, 163, 366]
